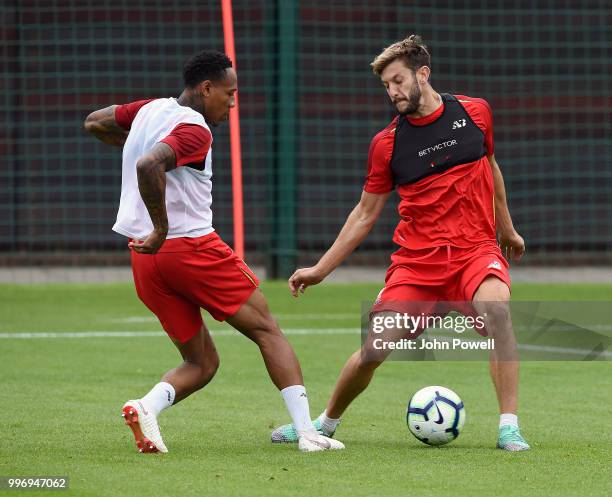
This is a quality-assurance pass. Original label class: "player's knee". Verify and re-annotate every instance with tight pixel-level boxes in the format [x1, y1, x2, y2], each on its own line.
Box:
[251, 317, 283, 344]
[360, 335, 395, 367]
[361, 359, 383, 372]
[262, 315, 282, 334]
[202, 353, 220, 382]
[475, 277, 510, 302]
[356, 349, 384, 371]
[482, 302, 512, 333]
[191, 355, 219, 390]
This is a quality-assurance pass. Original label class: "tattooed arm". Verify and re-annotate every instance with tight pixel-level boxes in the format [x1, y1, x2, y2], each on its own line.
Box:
[83, 105, 129, 147]
[129, 143, 177, 254]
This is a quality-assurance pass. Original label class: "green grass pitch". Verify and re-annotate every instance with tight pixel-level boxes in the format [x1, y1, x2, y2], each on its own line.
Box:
[1, 282, 611, 497]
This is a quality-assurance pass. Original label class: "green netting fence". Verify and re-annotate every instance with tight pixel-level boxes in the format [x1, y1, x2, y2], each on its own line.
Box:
[1, 0, 611, 275]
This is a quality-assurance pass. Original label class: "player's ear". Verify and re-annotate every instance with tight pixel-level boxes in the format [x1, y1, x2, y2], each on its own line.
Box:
[198, 80, 213, 98]
[417, 66, 430, 85]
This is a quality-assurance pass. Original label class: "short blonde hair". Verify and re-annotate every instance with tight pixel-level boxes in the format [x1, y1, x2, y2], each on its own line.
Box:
[371, 34, 430, 76]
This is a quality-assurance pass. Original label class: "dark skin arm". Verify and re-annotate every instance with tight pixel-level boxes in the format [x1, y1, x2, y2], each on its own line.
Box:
[129, 142, 177, 254]
[83, 105, 129, 147]
[83, 104, 176, 253]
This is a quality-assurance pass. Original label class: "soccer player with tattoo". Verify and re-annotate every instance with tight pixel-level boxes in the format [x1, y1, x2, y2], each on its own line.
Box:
[84, 50, 343, 453]
[271, 35, 530, 451]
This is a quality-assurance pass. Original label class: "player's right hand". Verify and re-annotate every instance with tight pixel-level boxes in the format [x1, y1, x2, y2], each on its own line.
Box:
[288, 267, 325, 297]
[129, 229, 168, 254]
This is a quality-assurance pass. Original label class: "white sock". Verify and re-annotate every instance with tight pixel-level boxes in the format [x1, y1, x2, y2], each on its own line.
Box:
[318, 410, 341, 434]
[280, 385, 316, 434]
[499, 413, 518, 428]
[140, 382, 176, 417]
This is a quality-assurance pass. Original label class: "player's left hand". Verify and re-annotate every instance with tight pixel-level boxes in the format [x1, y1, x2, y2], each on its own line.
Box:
[499, 230, 525, 261]
[129, 229, 167, 254]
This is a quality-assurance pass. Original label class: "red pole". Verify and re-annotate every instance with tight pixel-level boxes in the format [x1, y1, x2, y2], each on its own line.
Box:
[221, 0, 245, 259]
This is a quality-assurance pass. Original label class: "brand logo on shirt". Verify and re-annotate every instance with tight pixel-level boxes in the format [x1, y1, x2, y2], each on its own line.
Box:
[452, 119, 466, 129]
[418, 139, 458, 157]
[487, 260, 502, 270]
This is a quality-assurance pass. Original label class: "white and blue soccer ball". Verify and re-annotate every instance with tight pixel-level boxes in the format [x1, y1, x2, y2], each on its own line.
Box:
[407, 386, 466, 446]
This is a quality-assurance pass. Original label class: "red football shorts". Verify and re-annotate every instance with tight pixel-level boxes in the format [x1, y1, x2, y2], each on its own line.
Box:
[372, 241, 511, 336]
[130, 232, 259, 343]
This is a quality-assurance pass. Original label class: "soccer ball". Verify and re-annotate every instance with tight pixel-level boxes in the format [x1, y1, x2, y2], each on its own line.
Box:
[406, 386, 466, 446]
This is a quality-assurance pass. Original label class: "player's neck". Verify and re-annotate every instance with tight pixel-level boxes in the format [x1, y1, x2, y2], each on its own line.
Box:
[408, 87, 441, 119]
[177, 89, 204, 115]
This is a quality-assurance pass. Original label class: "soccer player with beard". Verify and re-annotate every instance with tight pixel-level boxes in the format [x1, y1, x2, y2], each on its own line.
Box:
[271, 35, 530, 451]
[84, 50, 343, 453]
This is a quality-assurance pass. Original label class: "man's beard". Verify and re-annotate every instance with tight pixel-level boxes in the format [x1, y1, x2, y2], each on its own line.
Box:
[397, 82, 422, 115]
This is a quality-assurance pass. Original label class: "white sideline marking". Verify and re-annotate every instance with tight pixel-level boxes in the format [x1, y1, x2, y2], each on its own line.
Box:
[517, 343, 612, 358]
[108, 314, 358, 323]
[0, 328, 359, 339]
[0, 328, 609, 358]
[107, 317, 157, 323]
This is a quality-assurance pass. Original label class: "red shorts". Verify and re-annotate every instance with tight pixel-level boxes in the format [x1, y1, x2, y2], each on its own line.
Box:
[372, 242, 511, 334]
[131, 232, 259, 343]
